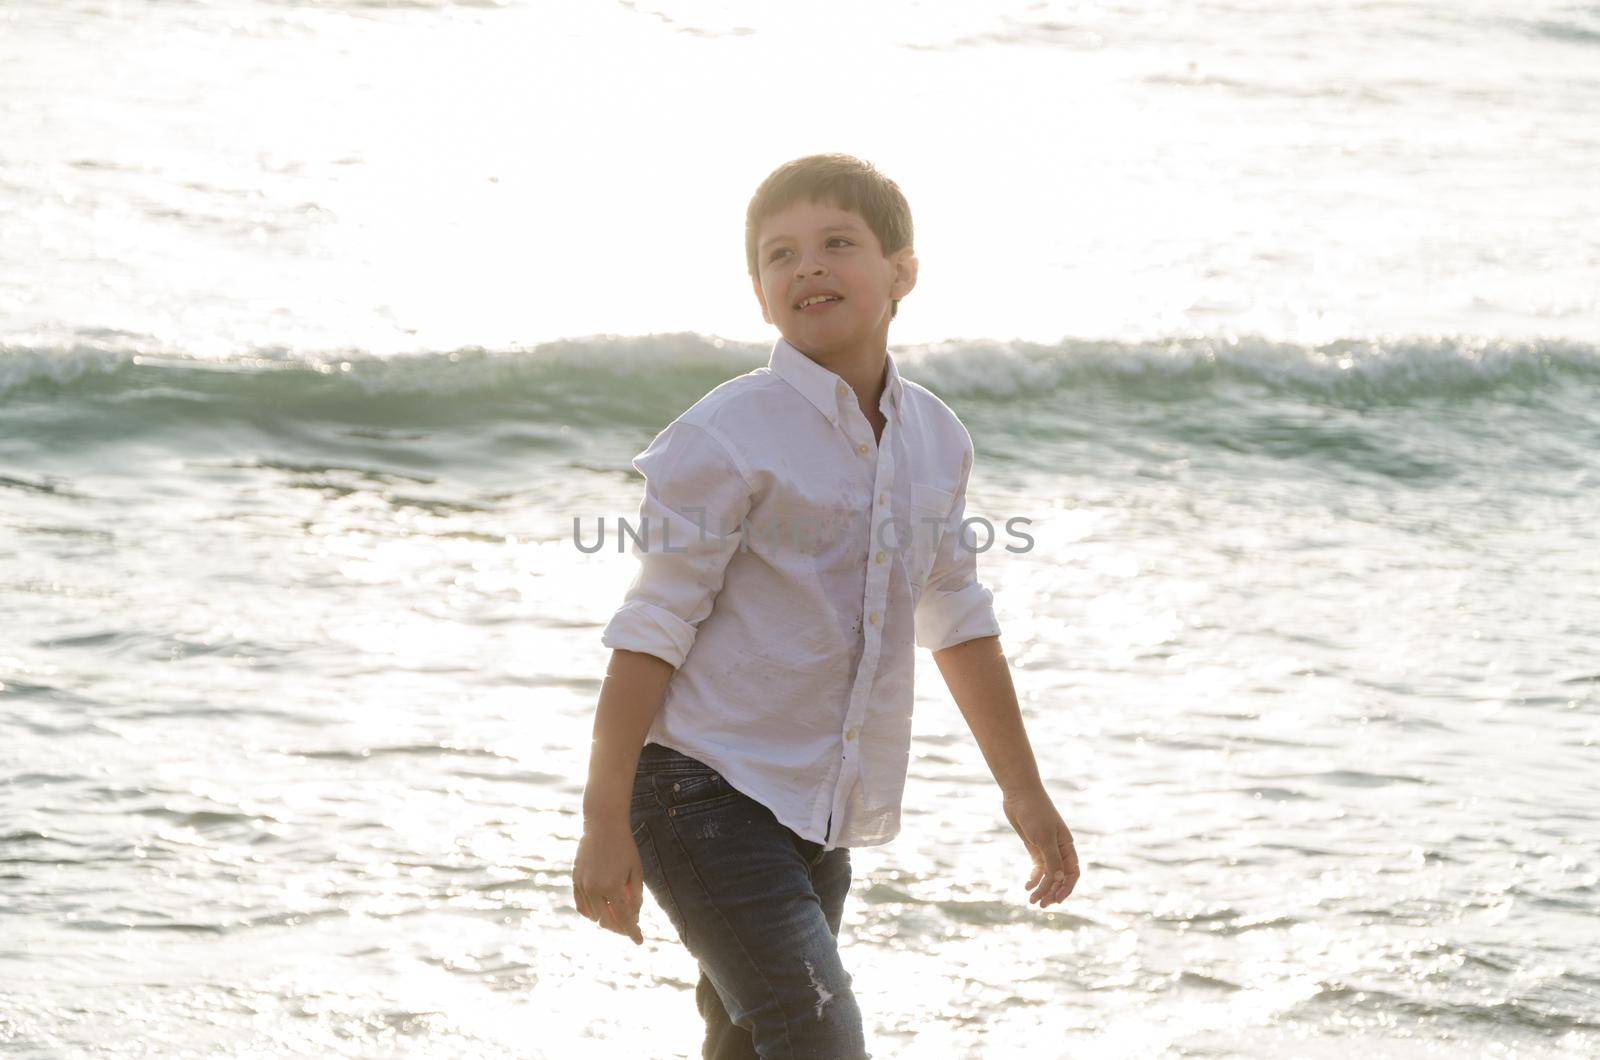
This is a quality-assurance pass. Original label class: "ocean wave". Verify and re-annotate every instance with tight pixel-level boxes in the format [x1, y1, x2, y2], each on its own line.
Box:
[2, 332, 1596, 435]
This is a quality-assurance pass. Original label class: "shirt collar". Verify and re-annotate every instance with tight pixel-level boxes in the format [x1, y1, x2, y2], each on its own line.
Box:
[768, 336, 904, 423]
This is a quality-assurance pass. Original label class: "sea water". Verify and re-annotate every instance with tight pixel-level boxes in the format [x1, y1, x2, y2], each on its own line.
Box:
[3, 1, 1598, 1057]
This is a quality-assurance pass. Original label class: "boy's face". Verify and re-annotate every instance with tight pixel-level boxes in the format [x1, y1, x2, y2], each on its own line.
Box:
[751, 198, 917, 362]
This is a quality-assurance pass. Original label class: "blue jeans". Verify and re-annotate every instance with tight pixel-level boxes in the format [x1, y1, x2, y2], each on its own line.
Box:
[630, 741, 870, 1060]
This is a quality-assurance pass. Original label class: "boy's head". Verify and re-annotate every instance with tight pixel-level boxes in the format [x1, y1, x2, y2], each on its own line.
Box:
[746, 154, 917, 358]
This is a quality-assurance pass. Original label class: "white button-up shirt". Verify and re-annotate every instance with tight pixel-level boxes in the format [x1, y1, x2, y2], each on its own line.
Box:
[599, 336, 1002, 848]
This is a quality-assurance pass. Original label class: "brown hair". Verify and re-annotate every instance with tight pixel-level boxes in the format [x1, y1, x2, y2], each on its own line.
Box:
[745, 153, 915, 320]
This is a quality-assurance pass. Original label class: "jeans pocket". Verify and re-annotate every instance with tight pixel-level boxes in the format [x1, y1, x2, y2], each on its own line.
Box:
[666, 769, 741, 816]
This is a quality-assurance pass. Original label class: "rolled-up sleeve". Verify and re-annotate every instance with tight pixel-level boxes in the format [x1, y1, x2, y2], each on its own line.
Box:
[600, 420, 754, 669]
[914, 440, 1003, 652]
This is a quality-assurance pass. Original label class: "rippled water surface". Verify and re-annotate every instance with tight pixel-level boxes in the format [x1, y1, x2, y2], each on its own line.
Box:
[5, 335, 1598, 1056]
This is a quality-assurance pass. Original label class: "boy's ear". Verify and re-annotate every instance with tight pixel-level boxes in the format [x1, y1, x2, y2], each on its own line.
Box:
[752, 275, 772, 325]
[890, 246, 918, 302]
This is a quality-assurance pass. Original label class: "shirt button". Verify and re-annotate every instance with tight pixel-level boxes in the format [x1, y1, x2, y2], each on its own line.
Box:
[856, 443, 868, 455]
[837, 382, 848, 396]
[845, 728, 857, 741]
[868, 611, 879, 626]
[878, 491, 887, 504]
[672, 783, 680, 793]
[875, 550, 885, 564]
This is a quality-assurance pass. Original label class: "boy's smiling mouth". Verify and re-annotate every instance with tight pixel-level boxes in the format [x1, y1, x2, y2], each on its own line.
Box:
[796, 294, 843, 310]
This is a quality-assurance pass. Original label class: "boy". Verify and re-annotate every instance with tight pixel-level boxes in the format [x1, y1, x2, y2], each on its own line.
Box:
[572, 153, 1079, 1058]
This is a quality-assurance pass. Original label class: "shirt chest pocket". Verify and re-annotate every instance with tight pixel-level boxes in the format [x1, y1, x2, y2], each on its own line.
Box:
[907, 482, 955, 590]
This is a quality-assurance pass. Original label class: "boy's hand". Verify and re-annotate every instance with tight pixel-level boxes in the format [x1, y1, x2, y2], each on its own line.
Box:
[572, 823, 645, 945]
[1001, 787, 1080, 908]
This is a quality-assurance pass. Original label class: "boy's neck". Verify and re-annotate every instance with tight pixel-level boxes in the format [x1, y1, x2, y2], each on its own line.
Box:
[794, 339, 888, 429]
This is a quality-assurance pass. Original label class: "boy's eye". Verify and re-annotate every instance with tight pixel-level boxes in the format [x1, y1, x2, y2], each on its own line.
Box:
[767, 238, 852, 263]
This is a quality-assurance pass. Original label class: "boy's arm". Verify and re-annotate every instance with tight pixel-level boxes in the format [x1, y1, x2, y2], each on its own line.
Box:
[931, 634, 1040, 795]
[582, 648, 675, 830]
[573, 648, 670, 947]
[588, 417, 753, 806]
[915, 436, 1078, 907]
[574, 419, 754, 943]
[933, 635, 1079, 909]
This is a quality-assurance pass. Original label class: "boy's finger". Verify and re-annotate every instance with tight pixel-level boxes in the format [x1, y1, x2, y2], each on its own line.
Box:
[625, 878, 645, 943]
[604, 898, 644, 945]
[616, 897, 643, 945]
[1046, 832, 1080, 904]
[1031, 844, 1064, 904]
[1024, 846, 1047, 890]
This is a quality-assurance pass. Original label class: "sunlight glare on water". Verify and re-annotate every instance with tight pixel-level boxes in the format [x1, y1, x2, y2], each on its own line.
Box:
[2, 0, 1595, 357]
